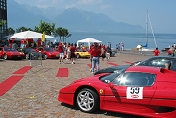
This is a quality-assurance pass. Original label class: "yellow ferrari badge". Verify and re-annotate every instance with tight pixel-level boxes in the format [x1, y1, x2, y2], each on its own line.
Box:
[99, 89, 103, 94]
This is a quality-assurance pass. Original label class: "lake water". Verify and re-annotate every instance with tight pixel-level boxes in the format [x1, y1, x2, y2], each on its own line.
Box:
[63, 33, 176, 50]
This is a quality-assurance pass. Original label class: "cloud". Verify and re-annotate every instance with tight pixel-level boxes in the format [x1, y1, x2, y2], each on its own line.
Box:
[14, 0, 62, 8]
[14, 0, 103, 9]
[13, 0, 111, 18]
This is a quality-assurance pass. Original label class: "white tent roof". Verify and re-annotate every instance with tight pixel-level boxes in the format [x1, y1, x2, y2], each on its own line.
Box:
[77, 38, 102, 43]
[77, 38, 102, 49]
[10, 31, 54, 39]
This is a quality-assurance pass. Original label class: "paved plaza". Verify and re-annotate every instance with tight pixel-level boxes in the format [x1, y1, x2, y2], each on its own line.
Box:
[0, 53, 151, 118]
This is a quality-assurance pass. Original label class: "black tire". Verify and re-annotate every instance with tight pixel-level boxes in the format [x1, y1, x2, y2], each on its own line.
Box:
[4, 54, 8, 60]
[76, 88, 99, 113]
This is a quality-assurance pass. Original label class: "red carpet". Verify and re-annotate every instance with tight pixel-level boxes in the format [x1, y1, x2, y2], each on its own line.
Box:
[13, 66, 31, 74]
[56, 68, 68, 77]
[123, 61, 132, 64]
[0, 75, 24, 96]
[107, 62, 119, 66]
[87, 64, 97, 69]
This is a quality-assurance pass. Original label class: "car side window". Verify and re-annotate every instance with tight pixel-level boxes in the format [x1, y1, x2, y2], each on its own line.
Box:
[143, 59, 171, 68]
[113, 72, 156, 87]
[0, 48, 2, 51]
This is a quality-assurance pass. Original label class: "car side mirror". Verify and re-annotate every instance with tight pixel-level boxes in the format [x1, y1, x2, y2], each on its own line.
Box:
[109, 82, 114, 88]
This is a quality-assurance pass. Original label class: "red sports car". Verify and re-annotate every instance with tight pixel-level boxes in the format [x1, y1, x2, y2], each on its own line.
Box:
[0, 47, 25, 60]
[58, 66, 176, 118]
[0, 52, 2, 59]
[36, 47, 60, 59]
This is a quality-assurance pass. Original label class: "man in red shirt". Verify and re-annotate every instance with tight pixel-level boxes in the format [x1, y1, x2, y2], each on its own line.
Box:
[153, 48, 160, 56]
[37, 38, 41, 47]
[90, 43, 101, 73]
[70, 44, 77, 64]
[58, 42, 64, 64]
[21, 39, 25, 48]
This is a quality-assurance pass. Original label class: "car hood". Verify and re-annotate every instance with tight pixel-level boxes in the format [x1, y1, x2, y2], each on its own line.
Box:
[94, 65, 130, 75]
[73, 73, 110, 83]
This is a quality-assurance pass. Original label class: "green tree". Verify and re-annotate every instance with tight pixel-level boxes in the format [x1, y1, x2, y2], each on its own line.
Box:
[7, 27, 15, 35]
[54, 27, 63, 42]
[54, 27, 72, 42]
[62, 28, 72, 42]
[16, 27, 33, 33]
[34, 20, 55, 35]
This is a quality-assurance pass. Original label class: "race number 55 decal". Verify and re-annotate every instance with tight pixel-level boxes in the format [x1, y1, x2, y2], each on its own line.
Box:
[127, 87, 143, 99]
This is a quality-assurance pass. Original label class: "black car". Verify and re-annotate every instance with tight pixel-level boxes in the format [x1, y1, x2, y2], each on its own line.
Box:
[20, 48, 46, 60]
[95, 56, 176, 75]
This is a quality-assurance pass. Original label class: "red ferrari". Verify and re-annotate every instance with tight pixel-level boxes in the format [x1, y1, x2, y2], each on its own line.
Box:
[0, 52, 2, 59]
[0, 47, 25, 60]
[58, 66, 176, 118]
[36, 47, 60, 59]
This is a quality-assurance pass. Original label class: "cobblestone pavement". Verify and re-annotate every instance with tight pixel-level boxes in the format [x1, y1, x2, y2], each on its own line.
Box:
[0, 53, 151, 118]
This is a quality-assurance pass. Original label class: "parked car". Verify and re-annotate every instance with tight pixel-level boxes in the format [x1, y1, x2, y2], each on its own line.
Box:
[95, 56, 176, 75]
[58, 66, 176, 118]
[0, 53, 2, 59]
[75, 49, 90, 58]
[19, 48, 46, 60]
[35, 47, 60, 59]
[0, 47, 25, 60]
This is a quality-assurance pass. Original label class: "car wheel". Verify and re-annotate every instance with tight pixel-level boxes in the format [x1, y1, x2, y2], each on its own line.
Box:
[76, 88, 99, 113]
[44, 53, 48, 59]
[4, 54, 8, 60]
[77, 54, 80, 58]
[25, 54, 29, 59]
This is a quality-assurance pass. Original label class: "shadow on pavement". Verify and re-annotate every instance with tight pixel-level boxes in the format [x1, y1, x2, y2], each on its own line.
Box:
[61, 103, 145, 118]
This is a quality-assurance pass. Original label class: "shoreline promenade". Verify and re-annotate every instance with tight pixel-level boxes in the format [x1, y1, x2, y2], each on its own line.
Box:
[0, 53, 154, 118]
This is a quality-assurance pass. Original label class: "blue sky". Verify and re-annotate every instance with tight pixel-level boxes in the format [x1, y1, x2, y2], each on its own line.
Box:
[14, 0, 176, 34]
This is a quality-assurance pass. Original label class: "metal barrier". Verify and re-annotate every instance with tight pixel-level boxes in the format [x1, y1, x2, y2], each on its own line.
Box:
[30, 52, 42, 68]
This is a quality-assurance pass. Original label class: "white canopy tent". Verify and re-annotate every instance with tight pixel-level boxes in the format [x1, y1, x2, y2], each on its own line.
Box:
[77, 38, 102, 49]
[10, 31, 54, 40]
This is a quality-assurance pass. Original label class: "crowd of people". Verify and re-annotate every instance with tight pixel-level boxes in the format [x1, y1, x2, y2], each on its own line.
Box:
[57, 42, 112, 73]
[1, 38, 113, 73]
[116, 42, 124, 51]
[5, 39, 176, 72]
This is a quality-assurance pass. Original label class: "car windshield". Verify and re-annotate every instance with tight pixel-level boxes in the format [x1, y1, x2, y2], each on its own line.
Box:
[4, 48, 17, 51]
[100, 69, 125, 84]
[44, 48, 54, 51]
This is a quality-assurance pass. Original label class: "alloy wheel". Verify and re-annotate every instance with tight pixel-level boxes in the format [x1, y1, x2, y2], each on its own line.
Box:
[76, 89, 96, 112]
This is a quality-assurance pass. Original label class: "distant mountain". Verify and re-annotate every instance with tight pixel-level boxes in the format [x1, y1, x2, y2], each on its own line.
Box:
[53, 8, 144, 33]
[7, 1, 144, 33]
[7, 0, 50, 29]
